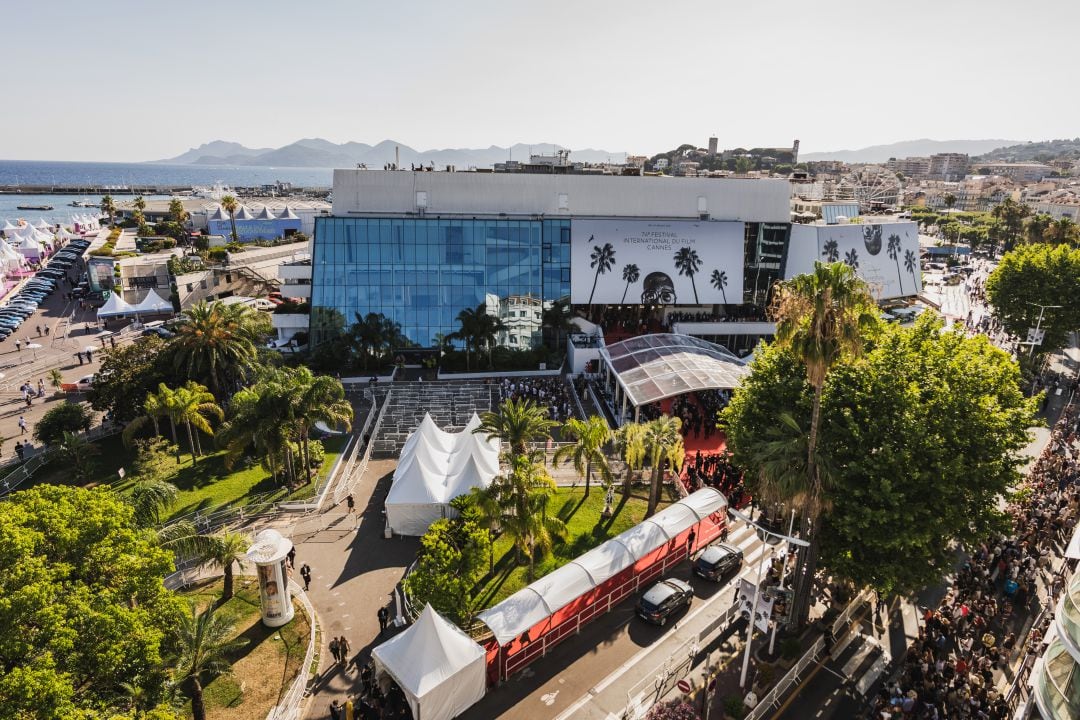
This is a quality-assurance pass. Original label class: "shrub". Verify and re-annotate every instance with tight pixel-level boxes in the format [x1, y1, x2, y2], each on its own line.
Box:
[33, 403, 93, 446]
[306, 439, 325, 467]
[723, 696, 747, 719]
[780, 637, 801, 660]
[207, 248, 228, 262]
[646, 701, 701, 720]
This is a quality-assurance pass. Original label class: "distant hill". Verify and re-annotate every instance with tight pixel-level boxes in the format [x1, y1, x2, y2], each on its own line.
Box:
[152, 139, 627, 169]
[975, 138, 1080, 163]
[801, 139, 1024, 163]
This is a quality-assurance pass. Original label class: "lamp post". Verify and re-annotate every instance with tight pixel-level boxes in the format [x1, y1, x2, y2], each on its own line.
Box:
[728, 507, 808, 690]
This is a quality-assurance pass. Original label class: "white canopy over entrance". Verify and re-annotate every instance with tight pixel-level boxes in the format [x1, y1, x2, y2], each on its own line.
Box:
[386, 413, 500, 536]
[96, 293, 136, 319]
[132, 289, 173, 314]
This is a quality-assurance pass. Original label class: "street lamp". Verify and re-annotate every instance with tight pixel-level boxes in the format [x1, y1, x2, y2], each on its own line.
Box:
[728, 507, 808, 690]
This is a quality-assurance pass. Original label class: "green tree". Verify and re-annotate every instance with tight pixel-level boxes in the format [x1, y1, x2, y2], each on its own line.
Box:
[204, 531, 249, 602]
[620, 263, 640, 304]
[33, 402, 92, 446]
[673, 247, 703, 303]
[643, 415, 685, 517]
[0, 486, 181, 718]
[942, 192, 956, 209]
[169, 301, 266, 397]
[216, 374, 296, 485]
[450, 304, 506, 370]
[289, 368, 353, 483]
[219, 195, 240, 244]
[986, 243, 1080, 355]
[100, 194, 116, 225]
[171, 601, 249, 720]
[349, 311, 403, 370]
[47, 367, 64, 394]
[541, 298, 576, 350]
[56, 431, 100, 483]
[613, 421, 647, 499]
[587, 240, 616, 306]
[1025, 213, 1054, 244]
[133, 195, 147, 213]
[168, 198, 190, 227]
[769, 260, 877, 626]
[1045, 216, 1080, 246]
[403, 517, 491, 625]
[168, 381, 223, 460]
[474, 397, 557, 461]
[553, 415, 613, 499]
[493, 455, 567, 580]
[124, 383, 177, 449]
[90, 336, 173, 423]
[990, 198, 1031, 252]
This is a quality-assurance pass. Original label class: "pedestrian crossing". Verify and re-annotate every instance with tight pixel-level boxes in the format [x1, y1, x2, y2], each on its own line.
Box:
[832, 631, 892, 699]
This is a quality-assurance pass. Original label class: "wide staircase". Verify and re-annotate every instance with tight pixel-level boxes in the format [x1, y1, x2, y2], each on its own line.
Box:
[371, 380, 499, 457]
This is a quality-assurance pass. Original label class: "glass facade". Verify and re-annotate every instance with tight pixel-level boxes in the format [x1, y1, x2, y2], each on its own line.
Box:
[311, 217, 571, 348]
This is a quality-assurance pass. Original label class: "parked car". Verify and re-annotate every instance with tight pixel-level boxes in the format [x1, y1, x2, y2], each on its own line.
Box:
[141, 326, 175, 339]
[636, 578, 694, 626]
[693, 543, 744, 581]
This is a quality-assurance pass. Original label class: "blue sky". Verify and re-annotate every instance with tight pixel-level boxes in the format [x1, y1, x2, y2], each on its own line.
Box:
[3, 0, 1077, 161]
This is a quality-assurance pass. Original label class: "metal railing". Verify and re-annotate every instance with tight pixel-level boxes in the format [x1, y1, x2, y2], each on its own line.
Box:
[334, 388, 392, 508]
[266, 579, 319, 720]
[0, 422, 123, 498]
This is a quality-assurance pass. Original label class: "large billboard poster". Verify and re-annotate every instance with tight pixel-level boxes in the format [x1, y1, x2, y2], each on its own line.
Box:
[570, 219, 745, 305]
[788, 222, 921, 300]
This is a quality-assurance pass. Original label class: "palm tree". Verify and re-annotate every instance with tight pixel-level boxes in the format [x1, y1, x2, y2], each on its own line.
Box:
[771, 260, 877, 626]
[350, 312, 402, 370]
[991, 198, 1030, 251]
[474, 397, 557, 462]
[1046, 217, 1080, 247]
[673, 247, 703, 303]
[620, 263, 640, 304]
[821, 239, 839, 262]
[613, 421, 647, 499]
[553, 415, 612, 498]
[128, 477, 180, 528]
[170, 301, 263, 397]
[451, 304, 506, 371]
[541, 299, 575, 350]
[168, 198, 190, 227]
[217, 383, 295, 486]
[497, 456, 567, 581]
[943, 193, 957, 210]
[133, 195, 147, 213]
[1026, 213, 1054, 244]
[57, 431, 99, 483]
[205, 531, 249, 602]
[643, 415, 685, 517]
[100, 194, 116, 225]
[290, 368, 353, 483]
[587, 239, 616, 306]
[169, 381, 223, 461]
[710, 269, 729, 306]
[123, 384, 177, 448]
[219, 195, 240, 244]
[886, 234, 904, 294]
[172, 601, 249, 720]
[47, 368, 64, 394]
[843, 248, 859, 269]
[903, 249, 919, 290]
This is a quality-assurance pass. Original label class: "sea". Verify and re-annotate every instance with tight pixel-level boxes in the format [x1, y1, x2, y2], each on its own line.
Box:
[0, 159, 334, 224]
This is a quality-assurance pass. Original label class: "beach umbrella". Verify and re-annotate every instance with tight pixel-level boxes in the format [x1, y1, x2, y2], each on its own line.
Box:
[25, 342, 42, 359]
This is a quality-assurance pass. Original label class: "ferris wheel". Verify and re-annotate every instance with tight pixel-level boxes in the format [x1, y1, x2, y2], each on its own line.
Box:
[839, 170, 904, 212]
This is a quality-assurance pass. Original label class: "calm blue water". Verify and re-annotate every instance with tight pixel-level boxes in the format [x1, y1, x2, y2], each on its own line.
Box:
[0, 160, 333, 190]
[0, 194, 116, 225]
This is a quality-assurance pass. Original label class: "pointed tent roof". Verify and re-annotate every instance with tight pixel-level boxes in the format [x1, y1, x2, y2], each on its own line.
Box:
[277, 205, 301, 220]
[448, 432, 500, 477]
[17, 234, 41, 252]
[234, 206, 255, 220]
[1, 220, 17, 232]
[401, 413, 456, 455]
[96, 292, 136, 319]
[386, 453, 445, 506]
[33, 218, 50, 229]
[444, 453, 494, 500]
[133, 289, 172, 314]
[371, 605, 486, 720]
[255, 205, 277, 220]
[208, 205, 231, 221]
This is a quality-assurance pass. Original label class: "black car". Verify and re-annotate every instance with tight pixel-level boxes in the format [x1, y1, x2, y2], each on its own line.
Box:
[693, 543, 744, 581]
[636, 578, 694, 626]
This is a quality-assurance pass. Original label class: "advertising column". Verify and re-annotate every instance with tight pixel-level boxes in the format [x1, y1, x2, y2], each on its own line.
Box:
[245, 529, 295, 628]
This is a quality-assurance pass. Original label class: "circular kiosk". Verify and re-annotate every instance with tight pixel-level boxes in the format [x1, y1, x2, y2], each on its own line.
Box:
[246, 529, 295, 627]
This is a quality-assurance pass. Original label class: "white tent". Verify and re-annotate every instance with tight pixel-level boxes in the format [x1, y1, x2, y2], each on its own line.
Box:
[1, 220, 18, 236]
[371, 605, 486, 720]
[234, 206, 255, 220]
[255, 205, 277, 220]
[33, 218, 50, 230]
[386, 413, 500, 536]
[277, 205, 301, 220]
[208, 206, 231, 222]
[132, 289, 172, 314]
[96, 293, 136, 319]
[17, 234, 42, 259]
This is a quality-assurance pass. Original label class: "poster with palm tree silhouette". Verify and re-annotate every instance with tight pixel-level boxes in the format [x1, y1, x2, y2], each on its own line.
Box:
[787, 222, 921, 299]
[570, 219, 743, 304]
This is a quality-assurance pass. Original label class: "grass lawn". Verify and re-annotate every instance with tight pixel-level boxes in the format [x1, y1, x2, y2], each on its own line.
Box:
[180, 577, 311, 720]
[17, 434, 348, 522]
[472, 484, 680, 609]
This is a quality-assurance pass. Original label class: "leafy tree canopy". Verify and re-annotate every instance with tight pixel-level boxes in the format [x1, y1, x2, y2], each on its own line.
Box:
[88, 336, 174, 423]
[722, 315, 1036, 595]
[403, 517, 491, 626]
[33, 402, 92, 446]
[0, 486, 182, 719]
[986, 243, 1080, 353]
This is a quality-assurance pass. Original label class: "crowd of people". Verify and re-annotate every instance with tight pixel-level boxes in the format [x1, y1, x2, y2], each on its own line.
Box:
[869, 405, 1080, 719]
[498, 376, 578, 423]
[329, 664, 412, 719]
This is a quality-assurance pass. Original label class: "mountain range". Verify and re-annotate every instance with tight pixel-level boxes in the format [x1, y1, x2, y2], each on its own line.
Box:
[151, 139, 628, 169]
[800, 138, 1025, 163]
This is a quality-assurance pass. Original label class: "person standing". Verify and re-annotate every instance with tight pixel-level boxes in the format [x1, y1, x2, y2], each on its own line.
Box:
[299, 563, 311, 591]
[337, 635, 351, 666]
[86, 348, 93, 363]
[76, 351, 84, 365]
[14, 441, 23, 462]
[346, 494, 355, 514]
[329, 636, 340, 664]
[287, 546, 296, 568]
[14, 339, 20, 352]
[329, 699, 343, 720]
[377, 606, 389, 635]
[17, 416, 26, 435]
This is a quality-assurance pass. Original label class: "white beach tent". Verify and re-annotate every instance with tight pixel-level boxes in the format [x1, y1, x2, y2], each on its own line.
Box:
[96, 293, 136, 319]
[385, 454, 449, 536]
[132, 289, 173, 315]
[234, 206, 255, 220]
[33, 218, 50, 230]
[401, 413, 456, 455]
[1, 220, 18, 237]
[371, 605, 487, 720]
[255, 205, 277, 220]
[17, 234, 42, 260]
[277, 205, 301, 220]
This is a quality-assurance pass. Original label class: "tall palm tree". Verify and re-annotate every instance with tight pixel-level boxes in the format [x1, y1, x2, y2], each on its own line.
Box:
[643, 415, 685, 517]
[1046, 217, 1080, 247]
[100, 194, 116, 225]
[942, 193, 957, 210]
[123, 384, 176, 448]
[168, 381, 223, 460]
[497, 456, 567, 581]
[474, 397, 557, 462]
[172, 601, 249, 720]
[620, 263, 640, 304]
[991, 198, 1030, 251]
[821, 239, 839, 263]
[168, 198, 190, 226]
[451, 304, 506, 371]
[886, 233, 904, 294]
[219, 195, 240, 244]
[1025, 213, 1054, 244]
[673, 247, 703, 303]
[553, 415, 612, 498]
[58, 431, 99, 483]
[350, 311, 402, 370]
[587, 240, 616, 306]
[771, 260, 877, 626]
[133, 195, 147, 213]
[217, 383, 295, 486]
[205, 531, 249, 602]
[903, 249, 919, 290]
[541, 299, 575, 350]
[710, 269, 729, 306]
[613, 421, 647, 499]
[290, 368, 353, 483]
[171, 301, 263, 397]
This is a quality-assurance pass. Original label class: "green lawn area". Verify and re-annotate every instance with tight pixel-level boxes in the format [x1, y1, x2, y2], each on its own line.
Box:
[472, 484, 679, 609]
[16, 433, 348, 522]
[180, 577, 311, 720]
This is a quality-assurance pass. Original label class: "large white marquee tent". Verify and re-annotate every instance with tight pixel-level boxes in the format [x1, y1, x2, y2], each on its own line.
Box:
[371, 604, 487, 720]
[386, 413, 500, 536]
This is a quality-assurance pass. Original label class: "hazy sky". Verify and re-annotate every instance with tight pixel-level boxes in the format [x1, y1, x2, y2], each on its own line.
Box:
[3, 0, 1077, 162]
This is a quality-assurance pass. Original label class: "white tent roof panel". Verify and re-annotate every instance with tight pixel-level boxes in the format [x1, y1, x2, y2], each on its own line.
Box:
[477, 588, 551, 646]
[570, 540, 636, 586]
